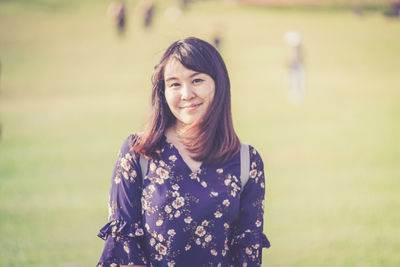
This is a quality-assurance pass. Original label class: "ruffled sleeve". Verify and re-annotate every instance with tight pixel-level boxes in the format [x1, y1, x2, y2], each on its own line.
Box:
[97, 134, 148, 267]
[230, 146, 270, 267]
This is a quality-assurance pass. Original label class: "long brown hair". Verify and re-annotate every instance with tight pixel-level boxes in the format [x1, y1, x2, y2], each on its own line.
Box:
[133, 37, 240, 165]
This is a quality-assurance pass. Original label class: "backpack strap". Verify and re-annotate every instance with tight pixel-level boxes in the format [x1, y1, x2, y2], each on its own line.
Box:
[240, 143, 250, 193]
[139, 155, 149, 181]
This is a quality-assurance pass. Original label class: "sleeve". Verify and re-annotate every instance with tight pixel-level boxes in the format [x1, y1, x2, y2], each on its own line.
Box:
[97, 134, 149, 267]
[230, 146, 271, 267]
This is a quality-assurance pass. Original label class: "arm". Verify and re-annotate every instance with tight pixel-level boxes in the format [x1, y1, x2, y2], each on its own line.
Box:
[230, 146, 270, 266]
[97, 135, 149, 267]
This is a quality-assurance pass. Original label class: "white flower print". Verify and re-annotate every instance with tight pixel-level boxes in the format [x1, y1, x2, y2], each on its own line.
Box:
[141, 198, 148, 210]
[251, 161, 257, 169]
[261, 182, 265, 188]
[174, 210, 181, 218]
[214, 210, 222, 218]
[129, 169, 137, 180]
[123, 171, 129, 180]
[224, 223, 229, 230]
[156, 219, 163, 226]
[201, 181, 207, 188]
[156, 167, 169, 179]
[184, 217, 193, 224]
[255, 220, 262, 227]
[167, 229, 176, 236]
[135, 228, 144, 236]
[210, 191, 218, 197]
[210, 249, 218, 256]
[167, 260, 176, 267]
[195, 226, 206, 237]
[224, 238, 229, 250]
[205, 234, 212, 242]
[172, 197, 185, 209]
[216, 168, 223, 174]
[114, 176, 121, 184]
[224, 179, 231, 186]
[155, 243, 167, 255]
[250, 169, 257, 178]
[172, 184, 180, 190]
[231, 182, 238, 189]
[125, 153, 132, 161]
[148, 184, 155, 192]
[201, 220, 209, 226]
[123, 241, 130, 254]
[172, 191, 180, 197]
[159, 160, 166, 167]
[245, 247, 253, 255]
[150, 238, 156, 246]
[155, 177, 165, 185]
[185, 244, 191, 251]
[189, 169, 202, 181]
[157, 234, 164, 242]
[169, 155, 177, 162]
[222, 250, 226, 256]
[150, 162, 157, 172]
[222, 199, 230, 207]
[155, 254, 163, 261]
[120, 157, 130, 171]
[164, 205, 172, 214]
[196, 238, 201, 245]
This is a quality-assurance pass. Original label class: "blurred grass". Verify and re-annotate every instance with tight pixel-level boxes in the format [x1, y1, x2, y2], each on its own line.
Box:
[1, 0, 400, 266]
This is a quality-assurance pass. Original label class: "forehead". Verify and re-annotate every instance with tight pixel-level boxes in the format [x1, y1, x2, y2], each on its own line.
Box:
[164, 58, 197, 79]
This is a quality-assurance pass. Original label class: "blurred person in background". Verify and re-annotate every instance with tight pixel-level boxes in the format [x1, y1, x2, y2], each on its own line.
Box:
[140, 0, 155, 29]
[383, 0, 400, 18]
[284, 30, 306, 103]
[97, 37, 270, 267]
[107, 1, 127, 36]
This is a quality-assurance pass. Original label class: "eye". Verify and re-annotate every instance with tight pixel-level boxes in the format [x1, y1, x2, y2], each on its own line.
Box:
[169, 82, 181, 88]
[193, 78, 204, 84]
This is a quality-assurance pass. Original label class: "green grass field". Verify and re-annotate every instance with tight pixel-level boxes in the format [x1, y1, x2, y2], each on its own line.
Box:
[1, 0, 399, 266]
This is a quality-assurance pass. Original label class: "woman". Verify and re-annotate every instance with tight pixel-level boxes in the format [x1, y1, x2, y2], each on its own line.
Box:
[97, 37, 270, 267]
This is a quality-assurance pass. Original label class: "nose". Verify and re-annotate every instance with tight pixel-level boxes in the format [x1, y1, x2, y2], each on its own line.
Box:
[181, 83, 195, 100]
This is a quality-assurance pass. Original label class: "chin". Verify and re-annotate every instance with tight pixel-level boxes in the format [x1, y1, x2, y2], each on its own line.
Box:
[180, 117, 199, 126]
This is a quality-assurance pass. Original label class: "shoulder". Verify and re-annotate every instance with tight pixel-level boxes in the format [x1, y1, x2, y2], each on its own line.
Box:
[247, 144, 264, 170]
[118, 133, 142, 157]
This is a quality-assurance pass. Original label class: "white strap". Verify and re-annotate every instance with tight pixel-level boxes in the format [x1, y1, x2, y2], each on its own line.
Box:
[139, 155, 148, 181]
[240, 143, 250, 193]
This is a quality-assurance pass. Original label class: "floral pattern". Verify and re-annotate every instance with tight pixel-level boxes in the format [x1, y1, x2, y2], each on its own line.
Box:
[98, 134, 270, 267]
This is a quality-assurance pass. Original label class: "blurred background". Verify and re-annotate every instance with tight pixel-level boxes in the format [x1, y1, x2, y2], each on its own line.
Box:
[1, 0, 399, 266]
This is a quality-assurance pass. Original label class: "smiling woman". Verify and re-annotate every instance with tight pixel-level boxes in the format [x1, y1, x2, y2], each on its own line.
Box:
[97, 37, 270, 267]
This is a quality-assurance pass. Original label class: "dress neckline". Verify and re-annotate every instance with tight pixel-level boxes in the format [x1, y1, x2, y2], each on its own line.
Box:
[163, 135, 204, 174]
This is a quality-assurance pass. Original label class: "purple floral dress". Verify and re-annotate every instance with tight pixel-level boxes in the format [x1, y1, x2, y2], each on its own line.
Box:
[97, 134, 270, 267]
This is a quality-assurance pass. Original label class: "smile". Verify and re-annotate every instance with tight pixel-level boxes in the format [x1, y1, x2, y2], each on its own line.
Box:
[180, 103, 202, 110]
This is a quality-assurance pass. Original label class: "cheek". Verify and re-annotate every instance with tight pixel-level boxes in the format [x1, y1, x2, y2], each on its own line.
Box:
[165, 91, 178, 110]
[205, 82, 216, 102]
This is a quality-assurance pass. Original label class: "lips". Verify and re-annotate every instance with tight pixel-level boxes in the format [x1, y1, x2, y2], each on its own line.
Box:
[180, 103, 202, 110]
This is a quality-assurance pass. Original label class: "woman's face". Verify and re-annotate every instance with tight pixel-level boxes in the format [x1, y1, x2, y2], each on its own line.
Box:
[164, 58, 215, 129]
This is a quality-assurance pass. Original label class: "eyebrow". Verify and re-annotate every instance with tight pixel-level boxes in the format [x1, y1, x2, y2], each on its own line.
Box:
[165, 72, 202, 82]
